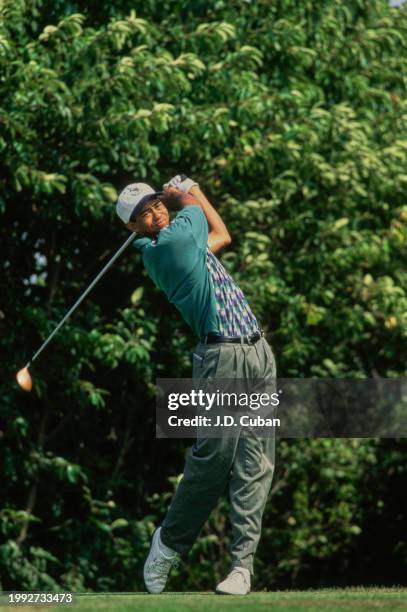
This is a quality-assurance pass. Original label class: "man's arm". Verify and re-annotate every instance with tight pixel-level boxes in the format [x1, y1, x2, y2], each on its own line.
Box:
[163, 179, 231, 253]
[187, 186, 231, 253]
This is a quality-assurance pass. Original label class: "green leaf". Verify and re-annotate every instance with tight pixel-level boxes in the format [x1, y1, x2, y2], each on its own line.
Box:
[131, 287, 144, 305]
[110, 518, 129, 530]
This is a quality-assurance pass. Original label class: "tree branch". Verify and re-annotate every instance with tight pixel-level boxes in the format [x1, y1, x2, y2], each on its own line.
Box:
[16, 398, 51, 546]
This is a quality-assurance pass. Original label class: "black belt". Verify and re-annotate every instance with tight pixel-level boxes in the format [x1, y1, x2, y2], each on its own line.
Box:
[201, 330, 264, 345]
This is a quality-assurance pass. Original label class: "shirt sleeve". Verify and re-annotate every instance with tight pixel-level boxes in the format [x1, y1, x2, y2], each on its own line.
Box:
[166, 205, 208, 250]
[133, 236, 151, 251]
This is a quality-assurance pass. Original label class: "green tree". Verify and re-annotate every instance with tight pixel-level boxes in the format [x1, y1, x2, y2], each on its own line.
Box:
[1, 0, 406, 590]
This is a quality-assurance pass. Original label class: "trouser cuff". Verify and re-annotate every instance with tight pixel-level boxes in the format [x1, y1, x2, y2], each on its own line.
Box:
[231, 558, 254, 575]
[159, 526, 191, 556]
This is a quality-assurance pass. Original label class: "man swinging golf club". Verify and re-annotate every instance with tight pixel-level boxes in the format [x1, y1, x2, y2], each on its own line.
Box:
[116, 175, 277, 595]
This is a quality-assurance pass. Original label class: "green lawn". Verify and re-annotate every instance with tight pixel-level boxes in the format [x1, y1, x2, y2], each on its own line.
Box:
[2, 588, 405, 611]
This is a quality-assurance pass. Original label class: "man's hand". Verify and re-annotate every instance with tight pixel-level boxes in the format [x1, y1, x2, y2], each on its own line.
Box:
[163, 174, 198, 193]
[161, 184, 198, 210]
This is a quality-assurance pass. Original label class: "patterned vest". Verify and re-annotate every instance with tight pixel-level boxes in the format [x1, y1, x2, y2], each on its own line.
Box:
[206, 248, 259, 336]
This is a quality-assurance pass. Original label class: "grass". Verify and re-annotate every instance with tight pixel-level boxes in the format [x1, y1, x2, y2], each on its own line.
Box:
[2, 588, 406, 611]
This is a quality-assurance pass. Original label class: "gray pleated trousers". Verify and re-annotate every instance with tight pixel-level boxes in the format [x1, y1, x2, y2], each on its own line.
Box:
[160, 337, 277, 575]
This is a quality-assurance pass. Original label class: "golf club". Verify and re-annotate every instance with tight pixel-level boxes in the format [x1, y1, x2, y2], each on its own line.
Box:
[16, 232, 136, 392]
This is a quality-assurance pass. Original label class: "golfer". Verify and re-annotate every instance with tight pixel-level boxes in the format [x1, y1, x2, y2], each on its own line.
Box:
[116, 175, 277, 595]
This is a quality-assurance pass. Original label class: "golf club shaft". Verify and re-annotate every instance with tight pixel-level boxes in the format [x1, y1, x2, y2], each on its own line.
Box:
[26, 232, 136, 369]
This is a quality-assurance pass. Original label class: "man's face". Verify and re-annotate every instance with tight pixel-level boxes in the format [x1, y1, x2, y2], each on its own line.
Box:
[127, 198, 170, 236]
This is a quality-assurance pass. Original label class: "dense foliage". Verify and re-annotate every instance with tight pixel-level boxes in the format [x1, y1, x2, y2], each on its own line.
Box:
[1, 0, 406, 591]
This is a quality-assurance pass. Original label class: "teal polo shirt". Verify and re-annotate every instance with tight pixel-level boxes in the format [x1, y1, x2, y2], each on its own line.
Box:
[133, 205, 220, 338]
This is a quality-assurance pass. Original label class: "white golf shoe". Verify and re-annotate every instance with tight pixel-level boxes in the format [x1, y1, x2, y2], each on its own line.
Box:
[143, 527, 178, 594]
[215, 566, 251, 595]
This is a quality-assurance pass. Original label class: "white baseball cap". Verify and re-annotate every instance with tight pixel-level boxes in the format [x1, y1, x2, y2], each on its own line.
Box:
[116, 183, 163, 224]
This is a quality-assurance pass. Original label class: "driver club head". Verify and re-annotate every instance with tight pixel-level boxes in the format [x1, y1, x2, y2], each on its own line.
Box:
[16, 366, 33, 392]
